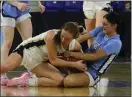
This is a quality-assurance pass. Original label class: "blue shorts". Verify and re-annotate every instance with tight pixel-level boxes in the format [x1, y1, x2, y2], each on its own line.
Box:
[1, 1, 31, 27]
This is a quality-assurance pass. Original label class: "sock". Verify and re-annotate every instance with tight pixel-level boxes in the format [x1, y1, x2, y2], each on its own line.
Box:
[28, 78, 38, 86]
[27, 70, 37, 78]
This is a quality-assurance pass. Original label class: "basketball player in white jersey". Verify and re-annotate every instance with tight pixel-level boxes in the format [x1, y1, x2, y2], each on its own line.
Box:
[1, 22, 87, 87]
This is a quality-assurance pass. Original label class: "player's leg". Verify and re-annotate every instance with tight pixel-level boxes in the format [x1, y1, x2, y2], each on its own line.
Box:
[83, 9, 96, 48]
[31, 62, 64, 87]
[1, 14, 16, 85]
[7, 62, 64, 87]
[64, 73, 90, 87]
[64, 67, 97, 87]
[16, 13, 33, 77]
[16, 13, 32, 40]
[1, 52, 22, 74]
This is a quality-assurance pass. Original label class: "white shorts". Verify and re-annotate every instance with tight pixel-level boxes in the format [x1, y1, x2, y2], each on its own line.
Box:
[1, 13, 31, 28]
[20, 46, 48, 71]
[85, 71, 95, 86]
[83, 1, 109, 19]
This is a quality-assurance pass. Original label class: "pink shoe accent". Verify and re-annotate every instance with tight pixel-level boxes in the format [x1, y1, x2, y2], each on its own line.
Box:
[21, 72, 36, 78]
[20, 72, 31, 78]
[0, 75, 9, 86]
[7, 73, 30, 87]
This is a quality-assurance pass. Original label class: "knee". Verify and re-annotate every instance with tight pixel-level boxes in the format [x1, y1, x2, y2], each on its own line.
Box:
[3, 41, 13, 49]
[55, 76, 64, 87]
[64, 73, 89, 87]
[64, 75, 74, 87]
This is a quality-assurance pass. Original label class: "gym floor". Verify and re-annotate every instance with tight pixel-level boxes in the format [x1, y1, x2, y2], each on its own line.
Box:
[1, 62, 131, 96]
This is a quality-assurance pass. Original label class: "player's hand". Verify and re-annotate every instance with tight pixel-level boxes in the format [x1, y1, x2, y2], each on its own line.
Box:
[74, 60, 87, 72]
[38, 4, 45, 14]
[63, 51, 71, 58]
[17, 2, 29, 12]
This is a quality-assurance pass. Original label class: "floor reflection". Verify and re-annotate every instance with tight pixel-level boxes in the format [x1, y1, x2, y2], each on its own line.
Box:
[1, 63, 131, 96]
[1, 86, 97, 96]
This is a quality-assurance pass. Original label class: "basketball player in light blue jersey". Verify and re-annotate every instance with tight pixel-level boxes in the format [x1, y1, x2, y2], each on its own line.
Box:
[63, 12, 122, 87]
[0, 1, 45, 85]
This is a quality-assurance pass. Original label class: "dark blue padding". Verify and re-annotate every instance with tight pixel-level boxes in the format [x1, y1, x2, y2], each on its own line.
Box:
[64, 1, 83, 12]
[44, 1, 65, 12]
[110, 1, 125, 13]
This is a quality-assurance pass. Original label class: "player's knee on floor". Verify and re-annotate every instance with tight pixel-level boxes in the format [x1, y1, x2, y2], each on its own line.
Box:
[64, 73, 90, 87]
[63, 74, 75, 87]
[55, 76, 64, 87]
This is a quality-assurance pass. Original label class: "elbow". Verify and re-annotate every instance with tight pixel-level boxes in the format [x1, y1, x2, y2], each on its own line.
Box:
[49, 58, 58, 66]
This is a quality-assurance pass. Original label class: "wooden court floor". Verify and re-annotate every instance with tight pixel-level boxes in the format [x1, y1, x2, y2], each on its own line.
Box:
[1, 63, 131, 96]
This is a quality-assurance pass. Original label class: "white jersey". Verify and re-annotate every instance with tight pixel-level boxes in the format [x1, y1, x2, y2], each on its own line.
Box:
[14, 29, 76, 70]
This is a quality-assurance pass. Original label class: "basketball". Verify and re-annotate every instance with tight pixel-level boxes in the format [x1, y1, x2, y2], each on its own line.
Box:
[66, 56, 80, 62]
[66, 57, 84, 73]
[58, 54, 84, 73]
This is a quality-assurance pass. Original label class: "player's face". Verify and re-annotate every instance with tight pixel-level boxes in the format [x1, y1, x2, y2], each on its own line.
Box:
[102, 18, 116, 34]
[61, 29, 73, 47]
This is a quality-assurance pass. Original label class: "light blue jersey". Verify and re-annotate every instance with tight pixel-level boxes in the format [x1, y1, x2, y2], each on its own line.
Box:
[2, 1, 29, 19]
[86, 26, 122, 83]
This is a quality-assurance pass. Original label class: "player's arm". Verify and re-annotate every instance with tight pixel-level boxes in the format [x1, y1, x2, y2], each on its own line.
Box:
[76, 32, 92, 43]
[65, 40, 121, 61]
[68, 48, 107, 61]
[76, 26, 102, 43]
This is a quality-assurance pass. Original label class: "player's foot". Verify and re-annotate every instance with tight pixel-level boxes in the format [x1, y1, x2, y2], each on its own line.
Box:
[21, 72, 37, 78]
[0, 74, 9, 86]
[7, 73, 30, 87]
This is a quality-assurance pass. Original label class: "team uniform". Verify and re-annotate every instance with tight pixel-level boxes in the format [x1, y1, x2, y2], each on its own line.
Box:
[13, 29, 77, 71]
[1, 1, 31, 27]
[83, 1, 110, 19]
[85, 26, 122, 86]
